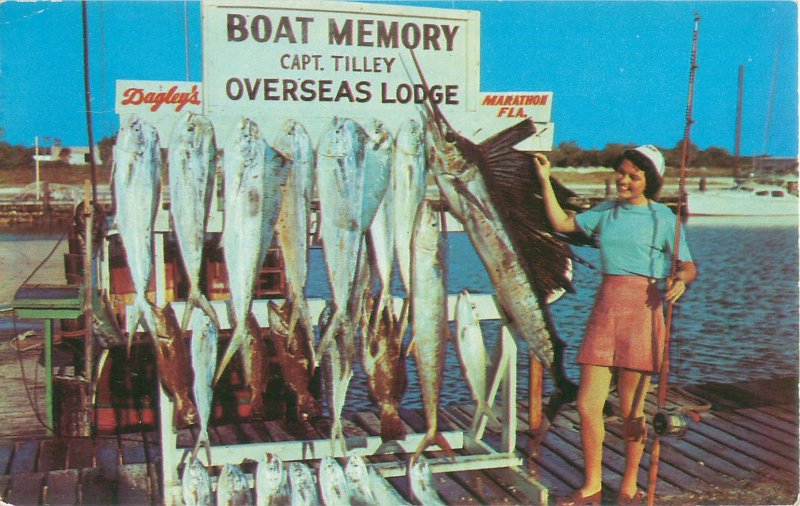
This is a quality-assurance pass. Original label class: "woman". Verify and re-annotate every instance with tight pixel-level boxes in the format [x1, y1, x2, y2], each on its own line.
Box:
[533, 145, 697, 505]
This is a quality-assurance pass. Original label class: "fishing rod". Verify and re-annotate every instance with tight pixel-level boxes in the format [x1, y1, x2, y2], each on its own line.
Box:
[646, 13, 700, 506]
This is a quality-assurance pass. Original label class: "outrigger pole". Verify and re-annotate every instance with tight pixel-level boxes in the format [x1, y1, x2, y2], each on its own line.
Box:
[647, 13, 700, 506]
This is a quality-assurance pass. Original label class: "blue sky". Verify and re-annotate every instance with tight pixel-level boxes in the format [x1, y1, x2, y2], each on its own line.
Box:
[0, 1, 797, 157]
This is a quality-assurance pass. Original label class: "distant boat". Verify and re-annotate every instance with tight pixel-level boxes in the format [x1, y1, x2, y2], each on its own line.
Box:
[688, 175, 799, 217]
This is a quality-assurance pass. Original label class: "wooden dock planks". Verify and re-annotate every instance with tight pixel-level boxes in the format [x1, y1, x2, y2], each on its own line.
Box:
[0, 376, 795, 505]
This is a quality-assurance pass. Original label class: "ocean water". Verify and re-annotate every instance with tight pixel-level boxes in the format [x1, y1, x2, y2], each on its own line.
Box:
[1, 216, 797, 414]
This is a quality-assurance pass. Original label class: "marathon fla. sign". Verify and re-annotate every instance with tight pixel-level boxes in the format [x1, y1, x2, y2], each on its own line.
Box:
[202, 0, 480, 140]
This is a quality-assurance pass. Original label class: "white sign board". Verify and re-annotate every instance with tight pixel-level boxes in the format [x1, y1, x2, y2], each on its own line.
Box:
[201, 0, 480, 143]
[115, 80, 204, 143]
[447, 92, 555, 151]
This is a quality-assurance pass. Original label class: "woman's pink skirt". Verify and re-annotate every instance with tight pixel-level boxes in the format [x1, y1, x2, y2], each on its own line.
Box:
[577, 275, 666, 373]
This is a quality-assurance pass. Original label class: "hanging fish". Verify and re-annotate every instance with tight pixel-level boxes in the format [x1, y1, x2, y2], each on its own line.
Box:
[361, 118, 393, 231]
[168, 112, 220, 332]
[112, 114, 161, 350]
[411, 52, 580, 417]
[215, 118, 289, 386]
[242, 314, 270, 419]
[273, 120, 316, 365]
[317, 456, 351, 506]
[256, 453, 290, 506]
[189, 310, 218, 463]
[408, 456, 445, 506]
[409, 200, 452, 461]
[217, 463, 253, 506]
[314, 117, 367, 362]
[266, 300, 322, 420]
[454, 290, 498, 425]
[150, 303, 197, 428]
[318, 302, 352, 457]
[361, 295, 406, 443]
[181, 458, 212, 506]
[287, 462, 320, 506]
[392, 118, 428, 295]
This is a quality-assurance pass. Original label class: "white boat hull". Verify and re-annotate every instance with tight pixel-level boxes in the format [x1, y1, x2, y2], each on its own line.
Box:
[688, 189, 799, 217]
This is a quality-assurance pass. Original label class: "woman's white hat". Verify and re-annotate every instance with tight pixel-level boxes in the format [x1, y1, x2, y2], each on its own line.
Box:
[632, 144, 665, 177]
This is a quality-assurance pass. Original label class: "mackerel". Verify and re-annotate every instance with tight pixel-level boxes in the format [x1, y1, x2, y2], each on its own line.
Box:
[408, 456, 445, 506]
[256, 453, 290, 506]
[368, 466, 409, 505]
[217, 463, 253, 506]
[215, 118, 288, 386]
[409, 199, 452, 461]
[344, 455, 376, 506]
[317, 456, 351, 506]
[392, 118, 427, 293]
[168, 112, 219, 332]
[112, 114, 161, 349]
[287, 462, 320, 506]
[454, 290, 497, 425]
[181, 458, 212, 506]
[189, 310, 218, 463]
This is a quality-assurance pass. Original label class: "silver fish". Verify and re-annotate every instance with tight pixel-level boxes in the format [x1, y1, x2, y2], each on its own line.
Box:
[112, 114, 161, 348]
[408, 456, 445, 506]
[181, 458, 212, 506]
[256, 453, 290, 506]
[317, 456, 351, 506]
[344, 455, 376, 506]
[273, 120, 316, 364]
[168, 112, 220, 332]
[217, 463, 253, 506]
[288, 462, 320, 506]
[454, 290, 498, 425]
[319, 302, 352, 457]
[216, 118, 288, 385]
[367, 466, 409, 506]
[189, 310, 218, 464]
[392, 118, 427, 293]
[315, 117, 367, 362]
[409, 200, 452, 461]
[361, 118, 393, 231]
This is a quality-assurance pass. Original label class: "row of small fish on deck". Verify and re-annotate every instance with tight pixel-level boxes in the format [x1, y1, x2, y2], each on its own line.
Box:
[182, 452, 443, 506]
[109, 111, 498, 463]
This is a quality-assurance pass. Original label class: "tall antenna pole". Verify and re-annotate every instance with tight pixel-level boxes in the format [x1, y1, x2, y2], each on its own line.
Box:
[760, 43, 781, 173]
[647, 13, 700, 506]
[734, 64, 744, 178]
[82, 0, 98, 204]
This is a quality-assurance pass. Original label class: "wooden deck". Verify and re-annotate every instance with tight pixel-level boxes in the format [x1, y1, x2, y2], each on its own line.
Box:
[0, 355, 796, 506]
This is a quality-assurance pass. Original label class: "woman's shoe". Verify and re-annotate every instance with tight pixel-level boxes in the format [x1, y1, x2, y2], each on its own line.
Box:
[618, 490, 646, 505]
[555, 489, 603, 506]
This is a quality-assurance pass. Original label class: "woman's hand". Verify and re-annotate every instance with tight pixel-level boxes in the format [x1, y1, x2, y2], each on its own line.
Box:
[665, 275, 687, 303]
[532, 153, 551, 181]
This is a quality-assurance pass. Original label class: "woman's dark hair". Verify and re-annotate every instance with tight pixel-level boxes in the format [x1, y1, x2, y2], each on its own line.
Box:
[617, 149, 663, 199]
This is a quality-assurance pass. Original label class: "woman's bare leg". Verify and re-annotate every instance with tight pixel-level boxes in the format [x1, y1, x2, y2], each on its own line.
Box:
[617, 369, 652, 498]
[575, 364, 613, 495]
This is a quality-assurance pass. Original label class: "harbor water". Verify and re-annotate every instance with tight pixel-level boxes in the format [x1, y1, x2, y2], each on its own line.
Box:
[1, 216, 797, 415]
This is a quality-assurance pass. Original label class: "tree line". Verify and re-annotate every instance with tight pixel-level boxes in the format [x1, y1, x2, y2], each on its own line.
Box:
[0, 137, 741, 173]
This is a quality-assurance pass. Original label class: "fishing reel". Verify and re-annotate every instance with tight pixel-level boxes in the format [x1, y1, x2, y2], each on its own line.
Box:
[652, 410, 689, 438]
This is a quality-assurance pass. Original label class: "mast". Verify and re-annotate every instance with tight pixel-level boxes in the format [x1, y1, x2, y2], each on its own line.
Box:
[734, 65, 743, 178]
[82, 0, 98, 204]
